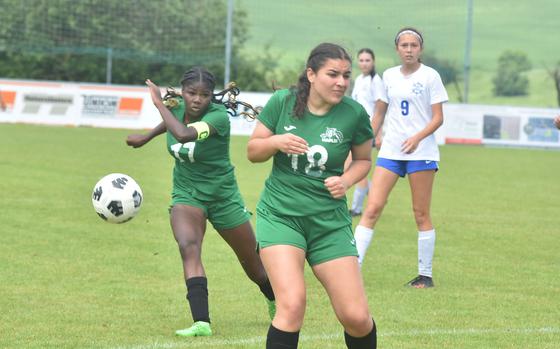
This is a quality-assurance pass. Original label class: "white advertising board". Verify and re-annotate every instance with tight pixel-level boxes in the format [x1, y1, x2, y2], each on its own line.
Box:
[1, 79, 559, 148]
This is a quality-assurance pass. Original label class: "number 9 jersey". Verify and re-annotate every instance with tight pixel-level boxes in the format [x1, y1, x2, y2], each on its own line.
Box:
[378, 64, 448, 161]
[257, 89, 373, 216]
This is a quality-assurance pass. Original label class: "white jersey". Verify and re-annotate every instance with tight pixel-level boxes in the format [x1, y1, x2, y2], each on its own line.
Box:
[378, 64, 448, 161]
[351, 73, 383, 119]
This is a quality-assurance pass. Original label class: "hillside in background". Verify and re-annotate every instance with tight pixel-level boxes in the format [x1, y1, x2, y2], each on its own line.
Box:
[240, 0, 559, 108]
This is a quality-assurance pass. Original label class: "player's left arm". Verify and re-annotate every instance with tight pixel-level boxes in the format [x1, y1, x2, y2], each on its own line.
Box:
[325, 140, 372, 199]
[401, 102, 444, 154]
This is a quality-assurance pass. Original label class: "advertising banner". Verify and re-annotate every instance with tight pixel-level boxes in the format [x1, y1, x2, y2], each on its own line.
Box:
[2, 79, 559, 149]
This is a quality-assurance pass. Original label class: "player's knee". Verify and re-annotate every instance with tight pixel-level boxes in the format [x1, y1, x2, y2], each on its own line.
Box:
[276, 296, 306, 324]
[340, 309, 372, 336]
[176, 236, 202, 257]
[412, 207, 430, 226]
[362, 201, 385, 221]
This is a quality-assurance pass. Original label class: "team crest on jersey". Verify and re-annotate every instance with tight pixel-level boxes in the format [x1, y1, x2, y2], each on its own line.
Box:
[320, 127, 344, 143]
[412, 82, 424, 96]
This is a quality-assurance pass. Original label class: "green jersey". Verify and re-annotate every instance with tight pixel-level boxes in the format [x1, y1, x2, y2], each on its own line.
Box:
[257, 89, 373, 216]
[166, 98, 237, 201]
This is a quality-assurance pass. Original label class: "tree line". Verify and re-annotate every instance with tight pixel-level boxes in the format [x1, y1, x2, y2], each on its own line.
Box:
[0, 1, 558, 105]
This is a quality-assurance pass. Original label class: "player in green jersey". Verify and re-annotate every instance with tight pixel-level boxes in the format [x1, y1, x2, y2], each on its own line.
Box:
[126, 67, 275, 338]
[247, 43, 377, 349]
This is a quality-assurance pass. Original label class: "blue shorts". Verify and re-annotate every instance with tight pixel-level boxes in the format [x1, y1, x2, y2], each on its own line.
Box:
[376, 157, 439, 177]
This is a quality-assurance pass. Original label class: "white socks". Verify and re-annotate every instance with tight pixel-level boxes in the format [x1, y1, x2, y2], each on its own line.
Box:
[354, 225, 374, 266]
[418, 229, 436, 277]
[350, 185, 369, 213]
[355, 226, 436, 277]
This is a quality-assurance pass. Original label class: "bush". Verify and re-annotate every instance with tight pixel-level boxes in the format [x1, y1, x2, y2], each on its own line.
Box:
[492, 51, 531, 96]
[422, 51, 462, 102]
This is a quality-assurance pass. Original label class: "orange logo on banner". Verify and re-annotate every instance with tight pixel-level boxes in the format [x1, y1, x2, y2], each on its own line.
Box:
[118, 97, 143, 115]
[0, 90, 16, 108]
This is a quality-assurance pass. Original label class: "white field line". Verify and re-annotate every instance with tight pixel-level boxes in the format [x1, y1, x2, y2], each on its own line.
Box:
[109, 327, 559, 349]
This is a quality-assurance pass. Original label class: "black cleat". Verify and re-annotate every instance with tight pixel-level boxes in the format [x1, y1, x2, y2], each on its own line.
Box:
[349, 209, 362, 217]
[405, 275, 434, 288]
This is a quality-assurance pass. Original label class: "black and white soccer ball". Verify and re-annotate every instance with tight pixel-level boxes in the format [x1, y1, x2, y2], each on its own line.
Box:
[91, 173, 143, 223]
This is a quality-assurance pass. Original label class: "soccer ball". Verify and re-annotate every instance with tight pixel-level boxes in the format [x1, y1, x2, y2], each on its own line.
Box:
[91, 173, 143, 223]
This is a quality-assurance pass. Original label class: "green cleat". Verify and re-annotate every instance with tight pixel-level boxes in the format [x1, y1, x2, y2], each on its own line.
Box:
[266, 299, 276, 320]
[175, 321, 212, 337]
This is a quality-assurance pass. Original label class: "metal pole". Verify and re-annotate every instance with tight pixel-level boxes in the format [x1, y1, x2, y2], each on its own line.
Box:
[463, 0, 473, 103]
[106, 47, 113, 84]
[224, 0, 234, 88]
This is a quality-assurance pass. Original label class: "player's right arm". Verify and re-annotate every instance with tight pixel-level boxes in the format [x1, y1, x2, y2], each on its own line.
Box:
[126, 121, 166, 148]
[145, 79, 215, 144]
[247, 122, 308, 163]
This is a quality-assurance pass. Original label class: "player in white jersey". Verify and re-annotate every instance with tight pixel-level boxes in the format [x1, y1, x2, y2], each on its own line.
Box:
[354, 27, 448, 288]
[347, 48, 384, 217]
[351, 48, 383, 117]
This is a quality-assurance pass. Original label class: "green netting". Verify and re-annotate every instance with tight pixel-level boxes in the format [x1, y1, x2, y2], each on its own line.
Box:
[0, 0, 241, 65]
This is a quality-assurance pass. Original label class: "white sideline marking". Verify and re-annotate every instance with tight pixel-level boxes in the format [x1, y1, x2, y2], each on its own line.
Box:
[110, 327, 559, 349]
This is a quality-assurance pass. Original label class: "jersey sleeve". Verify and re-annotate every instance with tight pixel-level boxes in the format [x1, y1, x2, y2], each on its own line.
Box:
[372, 74, 384, 102]
[378, 71, 389, 104]
[429, 70, 449, 105]
[201, 104, 229, 137]
[257, 89, 286, 133]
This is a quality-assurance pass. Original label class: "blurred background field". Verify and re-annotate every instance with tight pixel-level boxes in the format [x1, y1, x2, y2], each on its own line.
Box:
[0, 0, 559, 107]
[241, 0, 560, 106]
[1, 123, 559, 348]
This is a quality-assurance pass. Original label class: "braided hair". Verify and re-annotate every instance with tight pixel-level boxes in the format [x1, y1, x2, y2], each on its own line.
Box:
[291, 43, 352, 118]
[163, 66, 259, 120]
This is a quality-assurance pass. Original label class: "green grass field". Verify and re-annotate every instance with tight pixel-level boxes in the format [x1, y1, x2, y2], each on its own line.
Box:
[240, 0, 560, 108]
[1, 123, 559, 348]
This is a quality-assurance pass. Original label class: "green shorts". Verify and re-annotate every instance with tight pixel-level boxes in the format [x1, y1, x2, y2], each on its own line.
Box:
[171, 187, 251, 230]
[256, 203, 357, 266]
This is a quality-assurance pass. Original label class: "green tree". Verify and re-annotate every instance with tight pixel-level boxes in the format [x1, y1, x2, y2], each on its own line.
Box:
[492, 50, 531, 96]
[230, 43, 301, 92]
[546, 61, 560, 107]
[0, 0, 249, 85]
[422, 51, 463, 102]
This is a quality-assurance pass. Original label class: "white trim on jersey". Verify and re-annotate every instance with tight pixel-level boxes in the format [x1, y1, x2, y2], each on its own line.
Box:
[378, 64, 448, 161]
[351, 73, 383, 119]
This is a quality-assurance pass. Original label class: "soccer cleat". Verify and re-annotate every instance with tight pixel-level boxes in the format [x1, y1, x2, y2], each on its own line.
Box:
[175, 321, 212, 337]
[266, 299, 276, 320]
[405, 275, 434, 288]
[349, 209, 362, 217]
